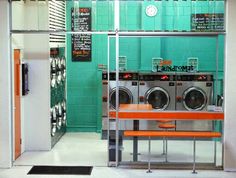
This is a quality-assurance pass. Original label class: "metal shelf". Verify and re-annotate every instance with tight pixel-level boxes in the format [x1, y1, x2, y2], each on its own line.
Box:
[11, 30, 225, 37]
[116, 31, 226, 37]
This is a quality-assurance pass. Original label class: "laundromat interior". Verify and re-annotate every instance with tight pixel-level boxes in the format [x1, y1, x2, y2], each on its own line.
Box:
[2, 0, 236, 177]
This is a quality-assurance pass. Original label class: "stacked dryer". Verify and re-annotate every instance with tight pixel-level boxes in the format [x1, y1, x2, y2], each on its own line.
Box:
[102, 71, 139, 136]
[175, 73, 214, 131]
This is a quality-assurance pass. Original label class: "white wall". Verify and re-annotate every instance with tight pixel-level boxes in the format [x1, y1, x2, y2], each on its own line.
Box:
[11, 0, 51, 152]
[23, 58, 51, 151]
[21, 1, 51, 150]
[24, 0, 49, 31]
[0, 0, 12, 168]
[224, 0, 236, 172]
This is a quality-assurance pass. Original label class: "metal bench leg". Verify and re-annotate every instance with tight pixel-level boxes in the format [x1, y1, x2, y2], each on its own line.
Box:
[162, 137, 166, 155]
[147, 136, 152, 173]
[214, 139, 217, 167]
[192, 138, 197, 174]
[165, 137, 168, 162]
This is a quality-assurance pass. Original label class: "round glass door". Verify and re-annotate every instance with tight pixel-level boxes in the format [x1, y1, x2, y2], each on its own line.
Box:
[145, 87, 170, 110]
[183, 87, 207, 111]
[110, 87, 133, 109]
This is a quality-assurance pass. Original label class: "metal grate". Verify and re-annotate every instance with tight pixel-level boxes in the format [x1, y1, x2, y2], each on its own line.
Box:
[49, 0, 66, 43]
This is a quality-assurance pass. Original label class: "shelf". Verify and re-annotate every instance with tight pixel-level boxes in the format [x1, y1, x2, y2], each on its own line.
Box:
[11, 30, 225, 37]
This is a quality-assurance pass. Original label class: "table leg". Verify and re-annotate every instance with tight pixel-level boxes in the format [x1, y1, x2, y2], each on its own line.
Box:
[133, 120, 139, 162]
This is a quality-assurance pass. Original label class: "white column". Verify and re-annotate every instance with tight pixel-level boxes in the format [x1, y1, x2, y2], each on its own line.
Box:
[114, 0, 120, 30]
[0, 0, 13, 168]
[114, 0, 120, 167]
[224, 0, 236, 172]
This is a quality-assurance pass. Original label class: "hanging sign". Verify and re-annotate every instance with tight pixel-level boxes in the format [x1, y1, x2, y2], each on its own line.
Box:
[191, 13, 224, 32]
[71, 8, 92, 62]
[156, 65, 195, 72]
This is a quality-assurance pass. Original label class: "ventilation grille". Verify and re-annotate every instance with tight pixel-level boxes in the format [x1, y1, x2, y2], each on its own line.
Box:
[49, 0, 66, 44]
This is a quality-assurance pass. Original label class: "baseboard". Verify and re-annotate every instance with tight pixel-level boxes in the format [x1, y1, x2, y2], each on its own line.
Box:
[66, 127, 97, 132]
[224, 168, 236, 172]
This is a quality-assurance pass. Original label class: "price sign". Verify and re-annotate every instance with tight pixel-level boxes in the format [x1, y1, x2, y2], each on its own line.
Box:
[71, 8, 92, 62]
[191, 13, 224, 32]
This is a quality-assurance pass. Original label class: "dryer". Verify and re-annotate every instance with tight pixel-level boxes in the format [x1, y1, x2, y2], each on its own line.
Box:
[138, 73, 176, 130]
[102, 71, 139, 134]
[176, 73, 214, 131]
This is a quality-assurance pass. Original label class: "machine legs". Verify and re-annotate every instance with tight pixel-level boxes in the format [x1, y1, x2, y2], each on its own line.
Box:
[192, 138, 197, 174]
[147, 136, 152, 173]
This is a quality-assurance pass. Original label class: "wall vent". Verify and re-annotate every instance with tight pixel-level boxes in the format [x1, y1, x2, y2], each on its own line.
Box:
[49, 0, 66, 44]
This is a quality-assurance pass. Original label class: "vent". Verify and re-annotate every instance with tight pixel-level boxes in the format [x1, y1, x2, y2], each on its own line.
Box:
[49, 0, 66, 44]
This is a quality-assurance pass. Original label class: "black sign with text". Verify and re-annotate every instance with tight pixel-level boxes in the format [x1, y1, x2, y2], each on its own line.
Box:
[191, 13, 224, 32]
[71, 8, 92, 62]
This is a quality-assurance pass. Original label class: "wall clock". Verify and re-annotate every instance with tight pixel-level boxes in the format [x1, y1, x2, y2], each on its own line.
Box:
[146, 5, 158, 17]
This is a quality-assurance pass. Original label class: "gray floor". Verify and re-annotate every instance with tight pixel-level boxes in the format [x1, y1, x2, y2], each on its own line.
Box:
[0, 133, 236, 178]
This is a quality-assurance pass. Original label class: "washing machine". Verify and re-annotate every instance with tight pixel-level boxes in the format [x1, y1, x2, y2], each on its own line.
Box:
[102, 71, 139, 135]
[176, 73, 214, 131]
[138, 73, 176, 130]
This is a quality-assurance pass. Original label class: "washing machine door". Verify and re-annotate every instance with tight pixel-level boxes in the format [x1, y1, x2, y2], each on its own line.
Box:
[110, 87, 133, 109]
[183, 87, 207, 111]
[145, 87, 170, 110]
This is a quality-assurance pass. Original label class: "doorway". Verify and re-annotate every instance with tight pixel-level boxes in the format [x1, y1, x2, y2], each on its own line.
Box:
[14, 49, 21, 160]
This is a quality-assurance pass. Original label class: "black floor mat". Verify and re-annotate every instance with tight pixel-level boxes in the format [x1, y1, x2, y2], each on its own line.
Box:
[28, 166, 93, 175]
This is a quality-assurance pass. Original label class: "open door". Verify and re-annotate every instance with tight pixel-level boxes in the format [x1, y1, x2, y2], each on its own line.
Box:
[14, 49, 21, 160]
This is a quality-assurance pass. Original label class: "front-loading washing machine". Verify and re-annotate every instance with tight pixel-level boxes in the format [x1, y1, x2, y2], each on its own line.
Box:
[138, 73, 176, 130]
[102, 71, 139, 136]
[176, 73, 214, 131]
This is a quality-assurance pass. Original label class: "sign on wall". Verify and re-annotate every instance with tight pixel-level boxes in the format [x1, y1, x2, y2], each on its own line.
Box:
[71, 8, 92, 62]
[191, 13, 224, 31]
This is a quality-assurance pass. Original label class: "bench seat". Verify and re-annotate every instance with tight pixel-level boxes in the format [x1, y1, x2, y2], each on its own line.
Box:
[124, 131, 222, 138]
[123, 130, 222, 174]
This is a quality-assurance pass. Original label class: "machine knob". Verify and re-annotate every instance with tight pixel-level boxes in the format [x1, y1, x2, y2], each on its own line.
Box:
[176, 96, 182, 102]
[139, 96, 144, 102]
[102, 96, 107, 102]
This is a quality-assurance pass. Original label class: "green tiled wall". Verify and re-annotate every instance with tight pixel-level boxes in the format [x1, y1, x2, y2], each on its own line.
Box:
[66, 0, 225, 132]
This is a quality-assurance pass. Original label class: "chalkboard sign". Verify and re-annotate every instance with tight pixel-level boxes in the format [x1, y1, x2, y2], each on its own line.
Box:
[71, 8, 92, 62]
[191, 13, 224, 32]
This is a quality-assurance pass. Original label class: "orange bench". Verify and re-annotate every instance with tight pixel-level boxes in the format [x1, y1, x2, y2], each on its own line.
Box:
[124, 130, 222, 173]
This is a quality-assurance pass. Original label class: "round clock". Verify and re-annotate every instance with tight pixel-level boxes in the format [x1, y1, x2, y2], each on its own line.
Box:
[146, 5, 158, 17]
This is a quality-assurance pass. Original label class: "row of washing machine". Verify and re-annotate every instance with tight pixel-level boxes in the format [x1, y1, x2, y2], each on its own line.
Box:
[102, 71, 214, 133]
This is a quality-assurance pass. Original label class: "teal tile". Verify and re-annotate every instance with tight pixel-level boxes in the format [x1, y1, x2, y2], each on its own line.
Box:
[66, 0, 225, 132]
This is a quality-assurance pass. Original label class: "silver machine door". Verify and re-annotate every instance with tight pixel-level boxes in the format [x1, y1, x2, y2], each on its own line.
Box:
[109, 87, 133, 109]
[145, 87, 170, 110]
[183, 87, 207, 111]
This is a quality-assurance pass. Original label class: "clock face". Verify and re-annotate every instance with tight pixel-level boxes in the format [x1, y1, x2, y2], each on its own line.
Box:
[146, 5, 158, 17]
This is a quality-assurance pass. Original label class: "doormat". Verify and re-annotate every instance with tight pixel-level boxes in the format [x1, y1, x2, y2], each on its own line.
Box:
[27, 166, 93, 175]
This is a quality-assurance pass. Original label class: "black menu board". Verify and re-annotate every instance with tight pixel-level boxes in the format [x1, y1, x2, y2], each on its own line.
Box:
[71, 8, 92, 62]
[191, 13, 224, 32]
